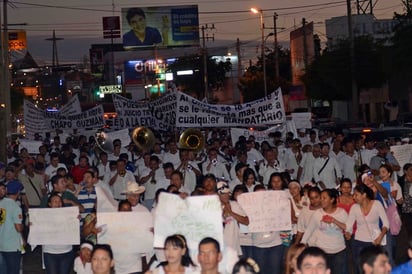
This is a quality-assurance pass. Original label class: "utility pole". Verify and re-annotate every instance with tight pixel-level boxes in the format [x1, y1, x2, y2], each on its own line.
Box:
[302, 18, 308, 69]
[201, 24, 215, 100]
[236, 38, 242, 103]
[45, 30, 64, 67]
[273, 13, 279, 79]
[347, 0, 359, 120]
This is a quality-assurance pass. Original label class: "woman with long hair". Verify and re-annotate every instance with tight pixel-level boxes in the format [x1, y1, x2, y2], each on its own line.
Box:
[242, 168, 260, 192]
[145, 234, 196, 274]
[331, 184, 389, 272]
[300, 189, 348, 274]
[91, 244, 114, 274]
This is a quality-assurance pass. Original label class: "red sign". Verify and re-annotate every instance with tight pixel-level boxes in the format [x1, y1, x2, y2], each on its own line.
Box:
[103, 16, 121, 39]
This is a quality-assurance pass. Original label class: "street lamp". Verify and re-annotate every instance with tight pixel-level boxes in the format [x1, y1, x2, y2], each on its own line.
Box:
[251, 8, 267, 97]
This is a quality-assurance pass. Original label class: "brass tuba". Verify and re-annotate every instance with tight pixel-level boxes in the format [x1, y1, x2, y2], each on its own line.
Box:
[179, 129, 205, 153]
[132, 127, 155, 151]
[95, 130, 114, 153]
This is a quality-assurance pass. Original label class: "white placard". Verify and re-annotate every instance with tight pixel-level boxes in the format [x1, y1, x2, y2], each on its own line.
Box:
[154, 193, 223, 251]
[28, 207, 80, 245]
[391, 144, 412, 170]
[97, 212, 154, 253]
[291, 112, 312, 129]
[237, 191, 292, 233]
[18, 139, 43, 154]
[95, 186, 118, 213]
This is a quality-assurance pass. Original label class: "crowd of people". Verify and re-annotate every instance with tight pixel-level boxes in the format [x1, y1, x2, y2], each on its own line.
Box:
[0, 127, 412, 274]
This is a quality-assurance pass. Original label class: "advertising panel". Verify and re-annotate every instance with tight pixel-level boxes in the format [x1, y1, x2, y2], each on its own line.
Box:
[8, 30, 27, 50]
[121, 5, 199, 49]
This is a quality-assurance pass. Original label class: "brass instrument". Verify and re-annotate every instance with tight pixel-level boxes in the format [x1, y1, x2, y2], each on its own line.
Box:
[95, 130, 114, 153]
[132, 127, 155, 151]
[119, 170, 126, 177]
[178, 129, 205, 153]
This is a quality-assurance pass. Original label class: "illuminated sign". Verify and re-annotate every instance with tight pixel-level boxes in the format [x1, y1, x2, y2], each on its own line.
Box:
[8, 30, 27, 51]
[99, 85, 123, 94]
[121, 5, 199, 49]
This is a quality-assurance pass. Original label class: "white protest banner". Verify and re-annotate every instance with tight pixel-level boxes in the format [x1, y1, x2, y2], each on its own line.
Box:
[112, 92, 176, 131]
[24, 95, 82, 139]
[176, 88, 285, 128]
[237, 191, 291, 232]
[291, 112, 312, 129]
[18, 139, 43, 154]
[97, 212, 154, 253]
[23, 100, 48, 139]
[106, 128, 131, 147]
[391, 144, 412, 171]
[44, 105, 104, 130]
[28, 207, 80, 245]
[154, 193, 223, 251]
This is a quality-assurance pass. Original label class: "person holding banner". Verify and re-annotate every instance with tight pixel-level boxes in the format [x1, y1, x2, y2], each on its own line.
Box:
[43, 192, 74, 274]
[145, 234, 196, 274]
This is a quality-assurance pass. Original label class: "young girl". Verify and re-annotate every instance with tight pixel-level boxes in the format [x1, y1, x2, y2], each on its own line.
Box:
[74, 242, 94, 274]
[145, 234, 196, 274]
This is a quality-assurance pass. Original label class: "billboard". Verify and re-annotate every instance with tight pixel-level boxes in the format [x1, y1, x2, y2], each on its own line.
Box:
[121, 5, 199, 49]
[8, 30, 27, 50]
[290, 22, 314, 86]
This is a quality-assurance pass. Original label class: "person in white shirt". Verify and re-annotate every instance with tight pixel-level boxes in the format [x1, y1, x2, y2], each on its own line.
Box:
[360, 137, 377, 166]
[313, 143, 342, 189]
[202, 148, 230, 181]
[229, 163, 248, 191]
[162, 140, 180, 168]
[339, 138, 358, 182]
[96, 151, 110, 180]
[139, 155, 167, 209]
[297, 144, 321, 184]
[176, 149, 201, 193]
[107, 159, 135, 200]
[246, 140, 264, 165]
[135, 153, 151, 180]
[169, 170, 191, 196]
[259, 147, 285, 186]
[297, 129, 309, 145]
[229, 150, 257, 181]
[45, 152, 68, 182]
[284, 139, 303, 180]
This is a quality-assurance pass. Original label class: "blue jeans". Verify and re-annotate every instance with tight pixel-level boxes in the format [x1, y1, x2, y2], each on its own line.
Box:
[241, 245, 254, 259]
[253, 244, 284, 274]
[44, 250, 73, 274]
[0, 251, 21, 274]
[326, 249, 348, 274]
[352, 240, 374, 274]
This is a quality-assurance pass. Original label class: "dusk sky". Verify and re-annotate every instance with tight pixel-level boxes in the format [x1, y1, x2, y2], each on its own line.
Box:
[6, 0, 405, 63]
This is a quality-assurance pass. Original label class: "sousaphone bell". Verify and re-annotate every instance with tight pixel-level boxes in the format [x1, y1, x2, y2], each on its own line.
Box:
[95, 130, 114, 153]
[132, 127, 156, 151]
[179, 129, 205, 153]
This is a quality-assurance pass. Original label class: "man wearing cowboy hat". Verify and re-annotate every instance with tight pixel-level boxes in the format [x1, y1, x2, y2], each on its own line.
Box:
[123, 181, 146, 213]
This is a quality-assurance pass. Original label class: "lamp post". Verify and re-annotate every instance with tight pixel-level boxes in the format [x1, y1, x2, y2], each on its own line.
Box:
[251, 8, 267, 97]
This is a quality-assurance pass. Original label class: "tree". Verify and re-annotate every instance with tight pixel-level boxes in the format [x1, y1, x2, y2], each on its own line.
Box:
[301, 36, 387, 101]
[239, 46, 292, 102]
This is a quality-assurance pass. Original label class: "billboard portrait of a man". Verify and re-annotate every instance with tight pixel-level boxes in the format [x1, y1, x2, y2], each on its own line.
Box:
[123, 8, 162, 48]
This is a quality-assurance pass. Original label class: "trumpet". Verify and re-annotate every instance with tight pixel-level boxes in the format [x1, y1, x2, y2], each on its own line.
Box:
[118, 170, 126, 177]
[212, 159, 218, 166]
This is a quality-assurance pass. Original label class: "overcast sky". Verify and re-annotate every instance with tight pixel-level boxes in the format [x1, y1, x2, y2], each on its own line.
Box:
[6, 0, 404, 63]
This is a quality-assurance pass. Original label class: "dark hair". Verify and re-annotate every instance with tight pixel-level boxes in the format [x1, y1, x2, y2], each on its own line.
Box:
[340, 178, 352, 188]
[202, 174, 217, 185]
[379, 164, 393, 176]
[354, 184, 375, 200]
[51, 175, 65, 187]
[118, 200, 132, 211]
[267, 172, 287, 190]
[320, 142, 330, 150]
[231, 184, 248, 200]
[163, 162, 174, 170]
[171, 170, 183, 180]
[83, 170, 95, 179]
[92, 244, 114, 260]
[359, 245, 388, 273]
[403, 163, 412, 172]
[232, 257, 259, 274]
[160, 234, 195, 267]
[308, 186, 321, 196]
[297, 246, 329, 271]
[166, 185, 179, 194]
[253, 184, 266, 192]
[321, 189, 339, 206]
[199, 237, 220, 253]
[149, 155, 160, 163]
[47, 192, 63, 207]
[242, 168, 256, 184]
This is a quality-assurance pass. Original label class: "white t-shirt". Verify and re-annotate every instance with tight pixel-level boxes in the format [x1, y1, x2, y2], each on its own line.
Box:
[73, 256, 93, 274]
[301, 207, 348, 254]
[346, 201, 389, 245]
